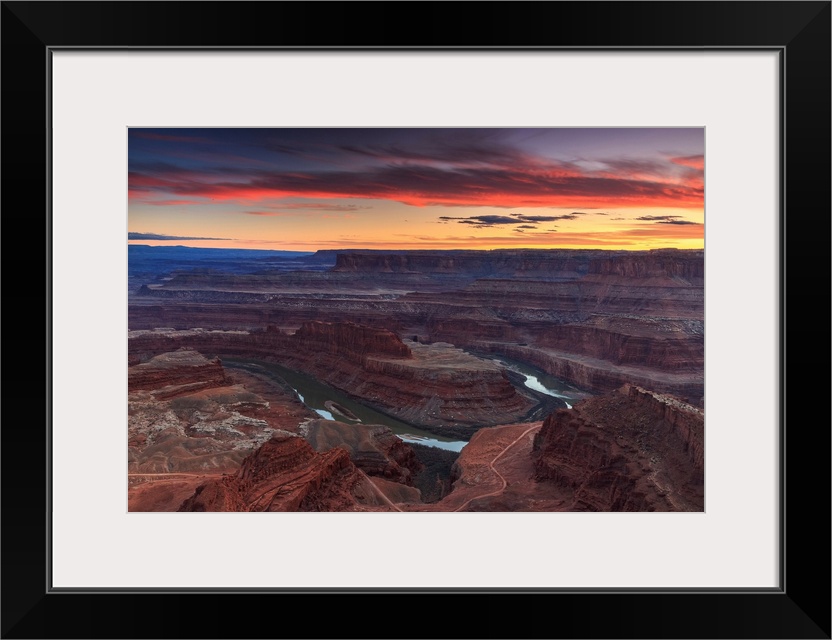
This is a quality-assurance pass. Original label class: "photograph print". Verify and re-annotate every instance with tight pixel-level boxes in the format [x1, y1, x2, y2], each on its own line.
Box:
[127, 127, 704, 513]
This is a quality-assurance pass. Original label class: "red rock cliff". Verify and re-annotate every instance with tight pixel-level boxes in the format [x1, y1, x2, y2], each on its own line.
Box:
[292, 321, 412, 361]
[130, 324, 537, 431]
[587, 249, 704, 281]
[128, 349, 227, 397]
[281, 333, 534, 430]
[532, 385, 703, 511]
[178, 432, 390, 512]
[333, 250, 597, 278]
[303, 419, 422, 485]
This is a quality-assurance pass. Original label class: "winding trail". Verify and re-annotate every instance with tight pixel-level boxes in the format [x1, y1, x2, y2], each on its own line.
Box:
[453, 424, 540, 512]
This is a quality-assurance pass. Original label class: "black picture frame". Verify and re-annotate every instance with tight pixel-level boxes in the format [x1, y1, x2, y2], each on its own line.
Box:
[2, 2, 829, 638]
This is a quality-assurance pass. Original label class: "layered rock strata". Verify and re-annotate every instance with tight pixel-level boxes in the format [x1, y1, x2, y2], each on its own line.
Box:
[302, 419, 422, 486]
[532, 384, 704, 511]
[332, 249, 601, 278]
[128, 249, 704, 401]
[129, 322, 537, 430]
[178, 432, 396, 512]
[128, 349, 228, 397]
[128, 350, 318, 511]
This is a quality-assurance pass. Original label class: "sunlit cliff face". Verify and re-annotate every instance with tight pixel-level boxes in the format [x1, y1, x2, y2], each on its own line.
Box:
[128, 127, 704, 251]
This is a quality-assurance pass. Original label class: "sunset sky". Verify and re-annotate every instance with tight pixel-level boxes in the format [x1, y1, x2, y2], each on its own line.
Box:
[128, 128, 704, 251]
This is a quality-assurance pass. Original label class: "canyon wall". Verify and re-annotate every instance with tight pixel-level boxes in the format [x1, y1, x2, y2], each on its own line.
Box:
[128, 350, 228, 395]
[532, 384, 704, 511]
[333, 249, 597, 278]
[129, 322, 537, 431]
[587, 250, 704, 281]
[177, 432, 388, 512]
[129, 249, 704, 402]
[303, 419, 422, 486]
[128, 350, 311, 477]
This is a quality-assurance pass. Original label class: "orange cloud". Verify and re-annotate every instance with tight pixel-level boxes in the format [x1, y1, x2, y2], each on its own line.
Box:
[129, 163, 705, 210]
[670, 155, 705, 171]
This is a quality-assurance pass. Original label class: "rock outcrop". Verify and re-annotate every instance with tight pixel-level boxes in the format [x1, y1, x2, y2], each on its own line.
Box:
[128, 352, 312, 470]
[333, 249, 598, 278]
[291, 321, 412, 360]
[127, 247, 708, 512]
[586, 250, 703, 282]
[128, 322, 537, 431]
[532, 384, 704, 511]
[302, 419, 422, 485]
[128, 349, 227, 397]
[483, 344, 704, 405]
[177, 432, 395, 512]
[128, 350, 320, 511]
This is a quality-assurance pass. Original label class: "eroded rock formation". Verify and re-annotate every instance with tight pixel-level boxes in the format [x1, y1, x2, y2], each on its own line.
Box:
[178, 432, 396, 512]
[129, 322, 537, 431]
[128, 349, 228, 397]
[128, 349, 319, 511]
[128, 247, 707, 512]
[532, 384, 704, 511]
[129, 249, 704, 402]
[302, 419, 422, 485]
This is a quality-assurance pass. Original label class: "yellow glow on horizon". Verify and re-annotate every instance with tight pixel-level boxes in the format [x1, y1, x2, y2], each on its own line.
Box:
[128, 204, 703, 252]
[128, 235, 704, 252]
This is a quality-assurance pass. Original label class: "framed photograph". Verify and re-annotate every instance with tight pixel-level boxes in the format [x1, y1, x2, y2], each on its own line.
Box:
[124, 124, 707, 517]
[3, 2, 829, 638]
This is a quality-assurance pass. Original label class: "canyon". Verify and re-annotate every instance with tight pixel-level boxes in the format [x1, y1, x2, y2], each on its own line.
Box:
[130, 247, 703, 404]
[128, 246, 705, 512]
[531, 384, 704, 511]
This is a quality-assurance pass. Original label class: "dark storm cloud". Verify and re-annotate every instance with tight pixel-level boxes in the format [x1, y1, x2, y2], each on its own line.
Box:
[633, 214, 700, 226]
[517, 215, 567, 223]
[440, 215, 521, 228]
[439, 213, 578, 227]
[440, 215, 519, 225]
[337, 130, 535, 167]
[129, 129, 705, 210]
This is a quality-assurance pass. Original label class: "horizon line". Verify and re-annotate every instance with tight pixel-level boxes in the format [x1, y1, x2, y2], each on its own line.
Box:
[128, 242, 703, 253]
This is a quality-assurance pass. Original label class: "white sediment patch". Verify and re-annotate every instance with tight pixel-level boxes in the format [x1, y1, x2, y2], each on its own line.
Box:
[522, 374, 573, 408]
[397, 434, 466, 453]
[292, 388, 335, 421]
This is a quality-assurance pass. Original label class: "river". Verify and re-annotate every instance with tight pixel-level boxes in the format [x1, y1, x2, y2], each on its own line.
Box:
[223, 358, 468, 452]
[223, 355, 589, 453]
[487, 355, 591, 409]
